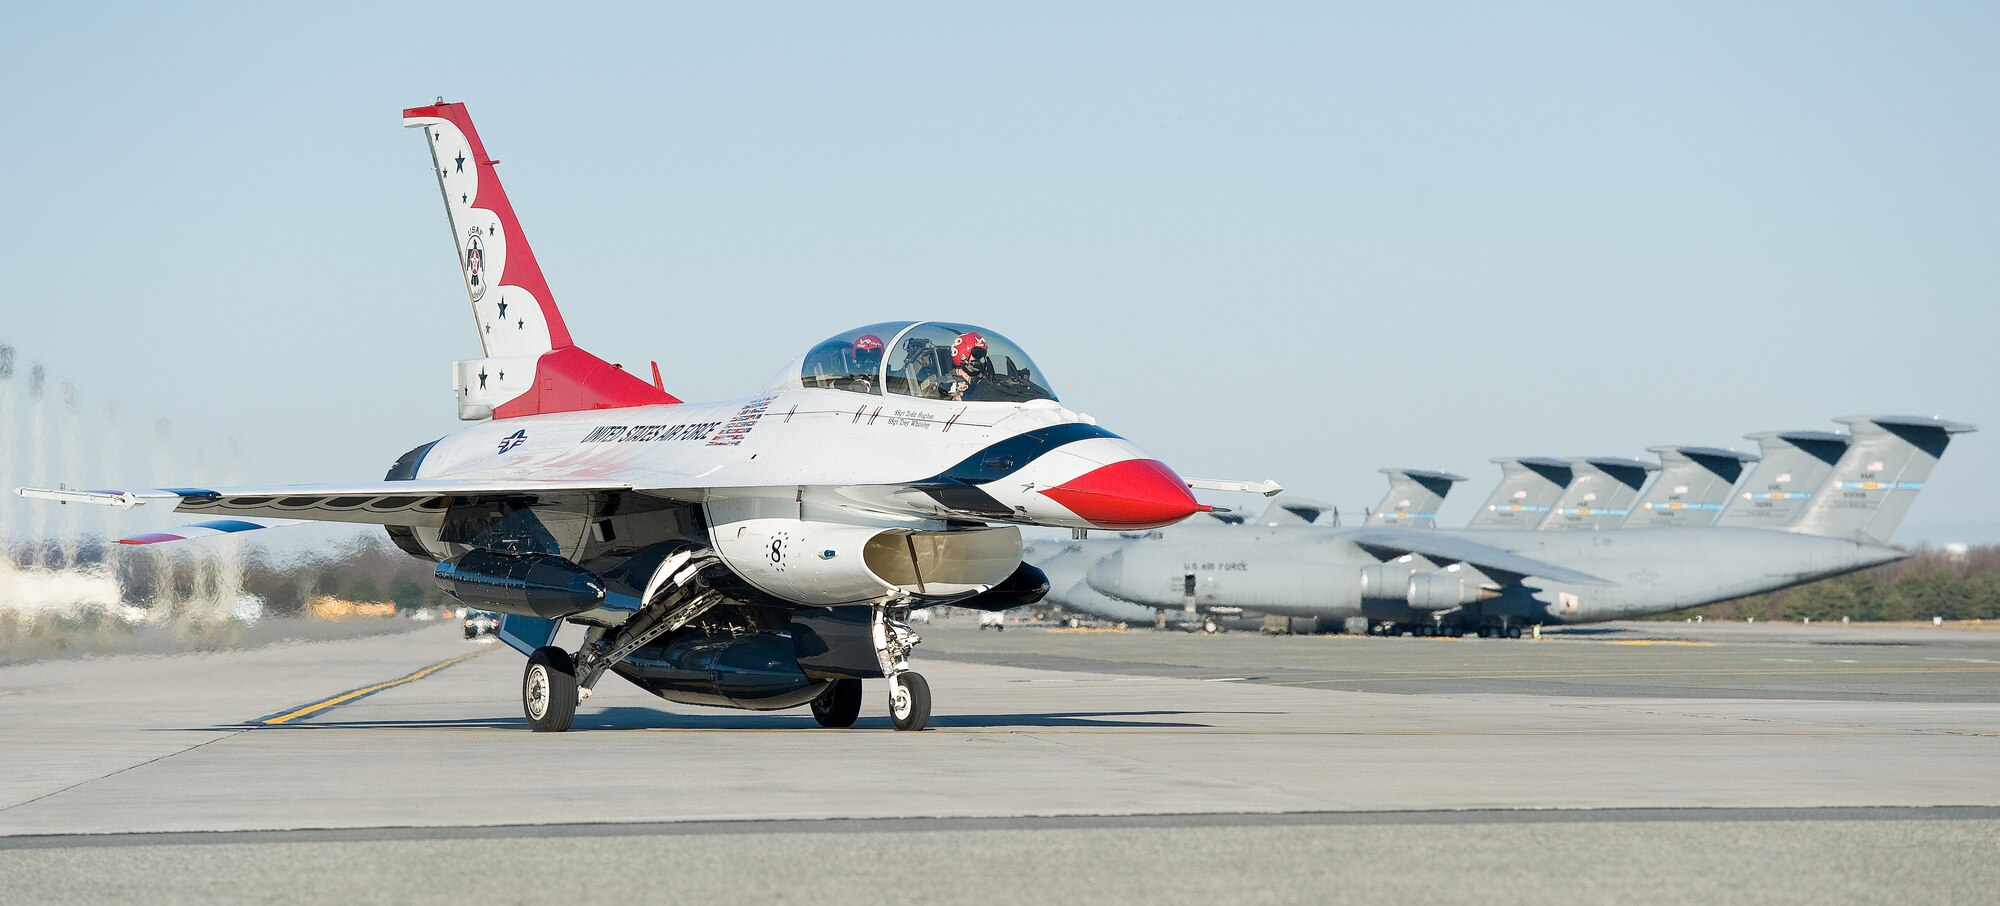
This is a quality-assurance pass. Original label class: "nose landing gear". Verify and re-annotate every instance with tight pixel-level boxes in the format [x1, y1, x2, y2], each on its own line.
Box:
[873, 604, 931, 731]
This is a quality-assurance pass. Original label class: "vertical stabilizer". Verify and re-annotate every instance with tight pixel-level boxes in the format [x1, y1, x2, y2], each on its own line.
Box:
[402, 101, 677, 419]
[1466, 457, 1571, 529]
[1787, 415, 1976, 544]
[1369, 468, 1466, 529]
[1622, 445, 1757, 528]
[1714, 430, 1851, 528]
[1539, 457, 1656, 532]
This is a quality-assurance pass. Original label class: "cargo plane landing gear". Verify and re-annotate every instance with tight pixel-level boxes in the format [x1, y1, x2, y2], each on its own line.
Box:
[874, 603, 930, 731]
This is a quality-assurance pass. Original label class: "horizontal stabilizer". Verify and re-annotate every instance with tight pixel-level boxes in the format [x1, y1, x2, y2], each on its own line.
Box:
[120, 517, 306, 546]
[1350, 529, 1614, 587]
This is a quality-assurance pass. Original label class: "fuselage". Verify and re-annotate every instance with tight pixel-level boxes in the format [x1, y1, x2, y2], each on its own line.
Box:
[1083, 524, 1905, 625]
[407, 389, 1197, 533]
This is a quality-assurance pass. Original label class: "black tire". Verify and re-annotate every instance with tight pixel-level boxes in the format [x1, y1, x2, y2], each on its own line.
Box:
[1506, 626, 1523, 639]
[890, 672, 932, 731]
[811, 678, 863, 729]
[523, 646, 578, 732]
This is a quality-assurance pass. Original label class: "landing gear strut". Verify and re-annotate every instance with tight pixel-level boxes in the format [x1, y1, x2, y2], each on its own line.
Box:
[873, 603, 930, 731]
[518, 550, 721, 733]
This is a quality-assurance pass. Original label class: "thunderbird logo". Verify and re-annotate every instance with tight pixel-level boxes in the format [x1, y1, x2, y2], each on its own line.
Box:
[498, 429, 527, 454]
[464, 229, 487, 300]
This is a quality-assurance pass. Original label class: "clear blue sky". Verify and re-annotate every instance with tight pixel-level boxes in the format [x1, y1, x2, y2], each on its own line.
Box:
[2, 2, 1995, 544]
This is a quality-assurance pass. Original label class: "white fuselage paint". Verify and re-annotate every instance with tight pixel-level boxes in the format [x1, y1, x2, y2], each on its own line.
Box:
[411, 389, 1159, 531]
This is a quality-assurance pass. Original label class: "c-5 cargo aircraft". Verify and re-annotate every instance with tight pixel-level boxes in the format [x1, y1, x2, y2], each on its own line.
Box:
[14, 101, 1248, 732]
[1082, 415, 1973, 636]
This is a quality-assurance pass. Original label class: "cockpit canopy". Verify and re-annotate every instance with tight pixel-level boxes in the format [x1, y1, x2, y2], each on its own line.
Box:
[784, 321, 1058, 402]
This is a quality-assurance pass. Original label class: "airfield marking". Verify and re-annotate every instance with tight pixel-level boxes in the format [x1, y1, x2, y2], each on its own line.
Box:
[259, 648, 492, 726]
[1258, 665, 2000, 686]
[1605, 640, 1716, 647]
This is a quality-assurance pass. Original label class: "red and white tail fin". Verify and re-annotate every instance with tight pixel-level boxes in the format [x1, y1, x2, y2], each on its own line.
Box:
[402, 100, 676, 419]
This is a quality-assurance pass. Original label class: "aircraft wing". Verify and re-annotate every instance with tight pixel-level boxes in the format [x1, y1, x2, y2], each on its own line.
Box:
[1348, 529, 1614, 587]
[17, 479, 634, 529]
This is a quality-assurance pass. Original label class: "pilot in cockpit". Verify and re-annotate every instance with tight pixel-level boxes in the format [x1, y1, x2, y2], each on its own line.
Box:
[949, 331, 991, 400]
[847, 334, 884, 392]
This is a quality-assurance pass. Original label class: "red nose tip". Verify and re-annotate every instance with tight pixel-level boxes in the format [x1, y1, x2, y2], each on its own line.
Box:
[1040, 459, 1206, 529]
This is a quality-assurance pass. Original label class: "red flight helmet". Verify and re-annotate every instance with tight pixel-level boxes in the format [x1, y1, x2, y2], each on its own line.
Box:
[951, 331, 987, 366]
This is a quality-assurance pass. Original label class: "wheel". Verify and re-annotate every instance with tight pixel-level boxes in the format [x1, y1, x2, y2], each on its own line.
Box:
[811, 678, 863, 728]
[1478, 627, 1492, 639]
[890, 672, 932, 731]
[1506, 626, 1523, 639]
[1203, 619, 1219, 634]
[523, 646, 578, 732]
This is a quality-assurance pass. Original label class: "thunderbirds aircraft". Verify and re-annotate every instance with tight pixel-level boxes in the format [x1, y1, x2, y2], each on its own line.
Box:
[1079, 415, 1973, 636]
[16, 101, 1262, 732]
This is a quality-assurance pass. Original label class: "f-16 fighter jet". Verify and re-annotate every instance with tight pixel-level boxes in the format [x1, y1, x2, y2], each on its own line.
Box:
[1083, 415, 1973, 637]
[15, 101, 1238, 732]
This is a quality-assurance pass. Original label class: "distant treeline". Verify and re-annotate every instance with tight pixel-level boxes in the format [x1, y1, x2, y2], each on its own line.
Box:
[238, 537, 450, 615]
[1655, 544, 2000, 622]
[92, 534, 451, 615]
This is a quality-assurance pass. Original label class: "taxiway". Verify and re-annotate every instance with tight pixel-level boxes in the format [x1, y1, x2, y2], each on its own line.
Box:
[2, 619, 1996, 903]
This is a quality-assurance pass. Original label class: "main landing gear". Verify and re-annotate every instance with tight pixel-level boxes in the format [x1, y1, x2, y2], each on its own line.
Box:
[521, 550, 724, 733]
[874, 603, 931, 731]
[811, 678, 863, 728]
[523, 647, 579, 733]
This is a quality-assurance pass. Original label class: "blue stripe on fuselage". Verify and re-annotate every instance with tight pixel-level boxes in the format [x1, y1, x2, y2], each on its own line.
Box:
[925, 423, 1120, 486]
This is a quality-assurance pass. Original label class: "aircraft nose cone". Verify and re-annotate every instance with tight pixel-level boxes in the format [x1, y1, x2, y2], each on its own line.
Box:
[1039, 459, 1205, 530]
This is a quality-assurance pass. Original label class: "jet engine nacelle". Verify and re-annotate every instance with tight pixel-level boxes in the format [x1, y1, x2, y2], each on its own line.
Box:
[1359, 563, 1494, 612]
[706, 497, 1022, 606]
[1405, 571, 1490, 610]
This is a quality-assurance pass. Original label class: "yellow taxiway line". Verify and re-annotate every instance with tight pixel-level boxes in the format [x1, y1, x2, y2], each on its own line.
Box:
[261, 648, 492, 725]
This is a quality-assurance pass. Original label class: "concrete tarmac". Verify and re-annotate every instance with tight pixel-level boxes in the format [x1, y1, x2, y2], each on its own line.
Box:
[2, 618, 1997, 903]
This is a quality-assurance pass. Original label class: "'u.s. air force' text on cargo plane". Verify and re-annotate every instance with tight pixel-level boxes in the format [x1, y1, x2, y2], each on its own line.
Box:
[15, 100, 1271, 732]
[1078, 415, 1972, 636]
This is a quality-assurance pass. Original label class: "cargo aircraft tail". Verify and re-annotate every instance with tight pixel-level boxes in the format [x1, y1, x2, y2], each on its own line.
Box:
[1465, 457, 1571, 530]
[1368, 468, 1465, 529]
[1787, 415, 1976, 545]
[1539, 457, 1656, 532]
[1621, 445, 1757, 528]
[1713, 430, 1851, 529]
